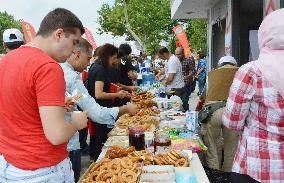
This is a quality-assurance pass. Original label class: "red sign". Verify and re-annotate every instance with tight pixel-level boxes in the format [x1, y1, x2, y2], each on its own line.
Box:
[21, 21, 36, 43]
[173, 25, 191, 58]
[84, 27, 97, 49]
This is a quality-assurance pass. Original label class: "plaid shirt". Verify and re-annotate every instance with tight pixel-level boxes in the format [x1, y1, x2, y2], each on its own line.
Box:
[223, 61, 284, 183]
[181, 56, 195, 84]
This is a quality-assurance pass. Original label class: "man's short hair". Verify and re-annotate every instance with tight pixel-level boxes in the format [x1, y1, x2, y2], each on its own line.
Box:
[37, 8, 84, 37]
[75, 38, 92, 53]
[119, 43, 132, 56]
[176, 47, 184, 52]
[158, 47, 170, 55]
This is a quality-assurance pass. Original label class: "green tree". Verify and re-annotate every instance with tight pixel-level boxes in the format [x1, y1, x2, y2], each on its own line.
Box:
[0, 11, 21, 53]
[98, 1, 207, 55]
[186, 19, 207, 52]
[98, 0, 171, 55]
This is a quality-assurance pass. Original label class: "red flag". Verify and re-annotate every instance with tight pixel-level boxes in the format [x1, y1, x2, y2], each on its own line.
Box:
[173, 25, 191, 58]
[84, 27, 97, 49]
[21, 21, 36, 43]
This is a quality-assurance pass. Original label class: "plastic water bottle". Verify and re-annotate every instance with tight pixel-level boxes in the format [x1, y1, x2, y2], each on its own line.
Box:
[186, 110, 199, 132]
[145, 59, 151, 69]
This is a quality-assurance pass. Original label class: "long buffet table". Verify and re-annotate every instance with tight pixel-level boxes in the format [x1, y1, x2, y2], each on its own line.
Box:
[79, 92, 210, 183]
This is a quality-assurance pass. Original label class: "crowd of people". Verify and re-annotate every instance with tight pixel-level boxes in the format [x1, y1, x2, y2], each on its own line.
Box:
[0, 7, 283, 183]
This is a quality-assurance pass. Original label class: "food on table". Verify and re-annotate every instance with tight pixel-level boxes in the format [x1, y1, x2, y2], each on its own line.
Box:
[136, 108, 160, 117]
[105, 146, 135, 159]
[81, 157, 141, 183]
[116, 115, 159, 130]
[104, 136, 129, 148]
[105, 146, 154, 166]
[131, 92, 156, 109]
[131, 92, 154, 102]
[108, 127, 128, 136]
[127, 150, 154, 166]
[154, 151, 189, 167]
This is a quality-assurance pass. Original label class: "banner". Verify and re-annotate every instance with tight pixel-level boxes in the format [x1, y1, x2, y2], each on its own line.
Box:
[264, 0, 280, 17]
[173, 25, 191, 58]
[84, 27, 97, 49]
[225, 0, 232, 55]
[21, 20, 36, 43]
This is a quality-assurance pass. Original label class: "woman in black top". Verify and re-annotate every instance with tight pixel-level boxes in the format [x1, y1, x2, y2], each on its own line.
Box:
[86, 44, 129, 160]
[108, 44, 138, 106]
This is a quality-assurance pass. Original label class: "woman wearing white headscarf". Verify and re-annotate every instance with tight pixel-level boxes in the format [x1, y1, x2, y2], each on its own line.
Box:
[223, 9, 284, 183]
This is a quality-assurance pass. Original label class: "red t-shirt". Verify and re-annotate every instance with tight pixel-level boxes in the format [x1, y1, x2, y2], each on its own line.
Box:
[0, 46, 67, 170]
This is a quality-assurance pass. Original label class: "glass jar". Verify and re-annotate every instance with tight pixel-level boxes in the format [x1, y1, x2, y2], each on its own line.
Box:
[128, 126, 145, 151]
[154, 130, 171, 154]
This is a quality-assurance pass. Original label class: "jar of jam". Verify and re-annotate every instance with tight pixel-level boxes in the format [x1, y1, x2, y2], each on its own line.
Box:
[128, 126, 145, 151]
[154, 130, 171, 154]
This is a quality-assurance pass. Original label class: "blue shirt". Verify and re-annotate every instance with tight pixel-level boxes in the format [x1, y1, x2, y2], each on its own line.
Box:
[197, 59, 207, 80]
[60, 62, 119, 151]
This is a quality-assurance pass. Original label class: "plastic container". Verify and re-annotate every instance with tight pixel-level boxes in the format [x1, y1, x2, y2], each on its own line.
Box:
[154, 130, 171, 154]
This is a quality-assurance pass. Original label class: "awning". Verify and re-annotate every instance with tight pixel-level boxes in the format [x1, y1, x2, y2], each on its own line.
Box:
[171, 0, 220, 19]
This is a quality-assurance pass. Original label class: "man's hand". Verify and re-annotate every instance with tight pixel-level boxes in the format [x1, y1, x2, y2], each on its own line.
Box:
[125, 103, 138, 115]
[71, 111, 88, 130]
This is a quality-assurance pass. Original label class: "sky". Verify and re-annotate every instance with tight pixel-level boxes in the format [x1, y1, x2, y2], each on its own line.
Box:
[0, 0, 140, 54]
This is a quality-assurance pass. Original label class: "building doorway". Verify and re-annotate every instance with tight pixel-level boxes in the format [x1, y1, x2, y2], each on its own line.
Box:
[212, 18, 226, 69]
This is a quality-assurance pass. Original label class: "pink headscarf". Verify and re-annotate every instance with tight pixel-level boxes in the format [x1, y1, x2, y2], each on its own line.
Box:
[257, 9, 284, 98]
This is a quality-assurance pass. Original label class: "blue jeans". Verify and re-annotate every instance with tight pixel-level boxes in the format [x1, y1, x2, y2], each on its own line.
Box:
[0, 155, 74, 183]
[181, 84, 192, 111]
[69, 149, 81, 183]
[198, 78, 206, 95]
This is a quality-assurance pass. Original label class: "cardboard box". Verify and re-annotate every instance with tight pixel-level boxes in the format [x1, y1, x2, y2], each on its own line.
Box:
[206, 66, 238, 102]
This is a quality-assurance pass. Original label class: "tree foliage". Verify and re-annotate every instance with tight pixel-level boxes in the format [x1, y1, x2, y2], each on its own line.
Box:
[0, 11, 21, 53]
[98, 0, 207, 55]
[186, 19, 207, 52]
[98, 0, 171, 55]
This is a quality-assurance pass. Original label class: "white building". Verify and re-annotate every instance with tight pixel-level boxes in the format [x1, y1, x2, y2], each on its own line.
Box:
[171, 0, 283, 69]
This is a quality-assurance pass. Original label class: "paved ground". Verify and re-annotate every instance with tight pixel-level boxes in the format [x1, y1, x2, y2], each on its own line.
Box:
[79, 91, 200, 179]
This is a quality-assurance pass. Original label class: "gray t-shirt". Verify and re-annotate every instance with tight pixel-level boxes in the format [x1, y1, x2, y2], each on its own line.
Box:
[165, 55, 185, 91]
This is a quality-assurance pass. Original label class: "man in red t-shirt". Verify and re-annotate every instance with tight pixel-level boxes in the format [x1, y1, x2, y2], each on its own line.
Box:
[0, 8, 88, 183]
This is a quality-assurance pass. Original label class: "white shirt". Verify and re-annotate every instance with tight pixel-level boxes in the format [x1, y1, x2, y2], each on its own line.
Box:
[60, 62, 119, 151]
[165, 55, 185, 91]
